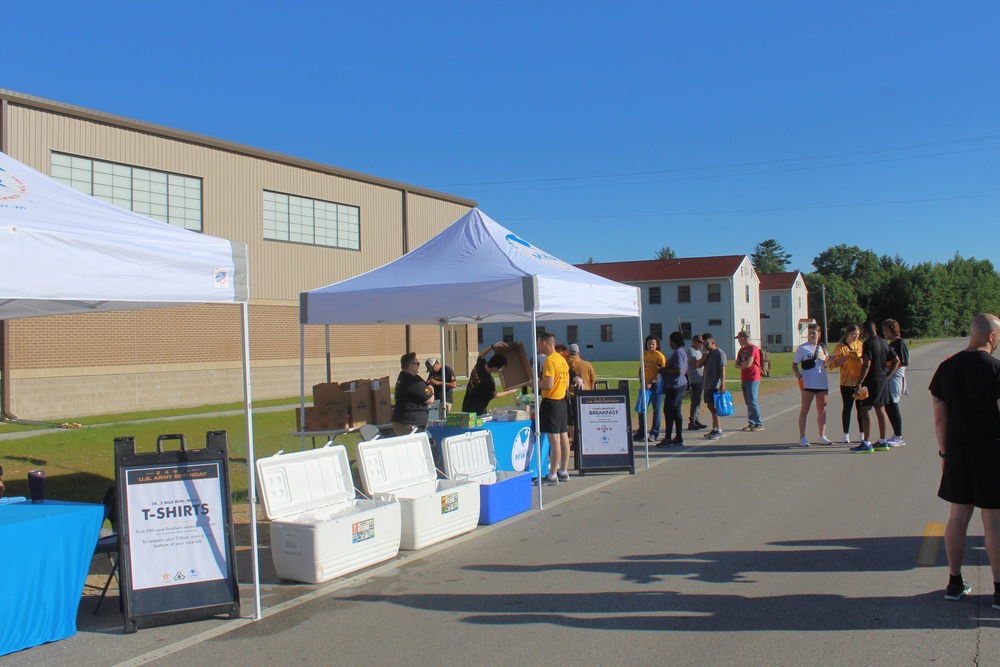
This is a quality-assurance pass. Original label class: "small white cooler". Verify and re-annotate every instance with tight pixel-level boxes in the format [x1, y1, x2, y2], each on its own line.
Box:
[257, 443, 402, 584]
[357, 432, 479, 550]
[441, 430, 532, 525]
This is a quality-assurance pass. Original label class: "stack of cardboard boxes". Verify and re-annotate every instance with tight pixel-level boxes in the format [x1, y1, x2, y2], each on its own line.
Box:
[296, 376, 393, 431]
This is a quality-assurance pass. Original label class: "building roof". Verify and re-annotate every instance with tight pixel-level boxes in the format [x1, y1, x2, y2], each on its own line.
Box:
[758, 271, 801, 291]
[578, 255, 747, 283]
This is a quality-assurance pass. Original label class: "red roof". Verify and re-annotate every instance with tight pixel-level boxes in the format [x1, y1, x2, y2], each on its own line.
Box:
[578, 255, 747, 282]
[758, 271, 801, 291]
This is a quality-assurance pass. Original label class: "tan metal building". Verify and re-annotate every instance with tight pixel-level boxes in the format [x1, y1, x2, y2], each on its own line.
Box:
[0, 89, 476, 420]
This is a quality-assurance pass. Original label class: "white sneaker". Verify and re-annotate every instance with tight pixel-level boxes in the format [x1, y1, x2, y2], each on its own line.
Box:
[887, 435, 906, 447]
[841, 433, 851, 444]
[799, 436, 810, 447]
[818, 436, 833, 445]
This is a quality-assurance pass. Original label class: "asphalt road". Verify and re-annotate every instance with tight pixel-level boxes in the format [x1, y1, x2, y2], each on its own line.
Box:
[10, 338, 999, 666]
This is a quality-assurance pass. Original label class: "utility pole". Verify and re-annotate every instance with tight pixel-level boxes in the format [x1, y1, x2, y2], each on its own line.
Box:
[821, 284, 829, 347]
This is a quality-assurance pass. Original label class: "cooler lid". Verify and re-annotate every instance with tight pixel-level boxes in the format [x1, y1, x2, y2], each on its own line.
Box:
[356, 432, 436, 495]
[441, 430, 497, 481]
[255, 443, 355, 520]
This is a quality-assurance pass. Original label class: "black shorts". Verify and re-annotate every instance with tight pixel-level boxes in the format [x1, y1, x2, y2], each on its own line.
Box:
[938, 440, 1000, 509]
[539, 397, 568, 434]
[859, 376, 890, 407]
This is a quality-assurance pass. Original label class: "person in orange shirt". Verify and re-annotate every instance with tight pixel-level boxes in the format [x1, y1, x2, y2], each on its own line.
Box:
[827, 324, 863, 443]
[537, 332, 571, 485]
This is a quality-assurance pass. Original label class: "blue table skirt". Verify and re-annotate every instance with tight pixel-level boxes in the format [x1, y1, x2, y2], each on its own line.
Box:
[0, 500, 104, 656]
[427, 420, 550, 474]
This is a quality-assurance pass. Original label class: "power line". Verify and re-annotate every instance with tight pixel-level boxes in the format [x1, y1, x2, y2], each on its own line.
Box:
[500, 192, 1000, 221]
[443, 144, 1000, 195]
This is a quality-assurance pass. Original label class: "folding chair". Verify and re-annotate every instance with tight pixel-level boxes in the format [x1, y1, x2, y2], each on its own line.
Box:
[93, 486, 121, 614]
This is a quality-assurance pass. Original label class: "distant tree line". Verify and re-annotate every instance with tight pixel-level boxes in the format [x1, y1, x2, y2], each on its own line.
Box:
[752, 240, 1000, 339]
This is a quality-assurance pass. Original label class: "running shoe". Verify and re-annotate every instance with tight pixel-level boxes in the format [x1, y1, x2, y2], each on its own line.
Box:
[817, 436, 833, 445]
[873, 440, 890, 452]
[708, 430, 725, 440]
[841, 434, 851, 444]
[887, 435, 906, 447]
[799, 437, 810, 448]
[945, 580, 971, 600]
[750, 425, 765, 432]
[850, 442, 874, 453]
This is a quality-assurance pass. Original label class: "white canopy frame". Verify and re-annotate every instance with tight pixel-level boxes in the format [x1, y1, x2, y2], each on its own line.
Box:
[298, 208, 648, 507]
[0, 150, 262, 621]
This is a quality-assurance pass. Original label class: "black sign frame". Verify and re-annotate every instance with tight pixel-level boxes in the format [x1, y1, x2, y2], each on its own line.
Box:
[574, 388, 635, 475]
[113, 431, 241, 633]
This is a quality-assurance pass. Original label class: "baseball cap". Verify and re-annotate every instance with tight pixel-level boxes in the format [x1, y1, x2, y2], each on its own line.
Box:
[568, 343, 580, 355]
[735, 331, 749, 339]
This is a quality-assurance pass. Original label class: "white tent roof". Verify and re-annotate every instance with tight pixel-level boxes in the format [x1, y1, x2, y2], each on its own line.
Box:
[300, 208, 639, 325]
[0, 150, 248, 319]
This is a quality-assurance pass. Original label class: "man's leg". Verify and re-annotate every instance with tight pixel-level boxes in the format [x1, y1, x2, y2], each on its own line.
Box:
[546, 432, 560, 478]
[859, 405, 873, 442]
[874, 405, 888, 440]
[689, 384, 703, 426]
[747, 381, 762, 427]
[982, 508, 1000, 586]
[557, 432, 571, 472]
[945, 503, 975, 577]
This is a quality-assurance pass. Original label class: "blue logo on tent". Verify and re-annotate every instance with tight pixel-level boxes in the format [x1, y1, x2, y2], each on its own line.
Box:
[504, 234, 573, 271]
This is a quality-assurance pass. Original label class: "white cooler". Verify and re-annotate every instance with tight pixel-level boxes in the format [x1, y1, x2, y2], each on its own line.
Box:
[441, 430, 532, 525]
[357, 432, 480, 550]
[257, 443, 402, 584]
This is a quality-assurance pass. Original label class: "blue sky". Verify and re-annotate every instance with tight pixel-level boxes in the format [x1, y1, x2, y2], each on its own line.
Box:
[6, 1, 999, 272]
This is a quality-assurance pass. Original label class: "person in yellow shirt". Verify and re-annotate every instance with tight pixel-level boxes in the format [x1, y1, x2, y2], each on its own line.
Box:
[537, 332, 571, 485]
[827, 324, 863, 443]
[635, 335, 666, 442]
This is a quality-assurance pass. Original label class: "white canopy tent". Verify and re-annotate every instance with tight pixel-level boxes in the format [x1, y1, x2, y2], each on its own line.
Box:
[0, 150, 263, 619]
[299, 208, 647, 503]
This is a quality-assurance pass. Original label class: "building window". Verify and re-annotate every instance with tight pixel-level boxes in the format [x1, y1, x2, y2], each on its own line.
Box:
[51, 152, 203, 231]
[600, 324, 613, 342]
[679, 322, 692, 339]
[566, 325, 578, 344]
[772, 295, 781, 308]
[745, 285, 750, 303]
[708, 284, 721, 303]
[775, 334, 783, 344]
[648, 286, 661, 305]
[767, 334, 775, 345]
[502, 327, 514, 343]
[263, 190, 360, 250]
[650, 323, 663, 340]
[678, 285, 691, 303]
[478, 328, 484, 345]
[799, 296, 803, 309]
[708, 319, 722, 327]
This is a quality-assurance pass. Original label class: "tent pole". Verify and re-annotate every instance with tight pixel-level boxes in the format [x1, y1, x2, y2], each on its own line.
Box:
[532, 312, 543, 509]
[439, 320, 447, 418]
[637, 306, 649, 468]
[240, 302, 262, 621]
[299, 323, 307, 451]
[325, 325, 331, 383]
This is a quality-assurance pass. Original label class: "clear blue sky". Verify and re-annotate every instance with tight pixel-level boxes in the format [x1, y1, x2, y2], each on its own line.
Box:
[7, 1, 999, 272]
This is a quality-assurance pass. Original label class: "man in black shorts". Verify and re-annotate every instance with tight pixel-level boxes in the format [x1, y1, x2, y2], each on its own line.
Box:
[853, 320, 899, 452]
[930, 313, 1000, 605]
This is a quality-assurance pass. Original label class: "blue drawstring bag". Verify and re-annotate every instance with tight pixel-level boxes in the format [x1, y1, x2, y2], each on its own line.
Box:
[635, 388, 652, 413]
[713, 390, 734, 417]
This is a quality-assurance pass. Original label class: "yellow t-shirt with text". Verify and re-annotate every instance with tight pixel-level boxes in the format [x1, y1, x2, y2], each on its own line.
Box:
[834, 340, 863, 387]
[542, 352, 570, 400]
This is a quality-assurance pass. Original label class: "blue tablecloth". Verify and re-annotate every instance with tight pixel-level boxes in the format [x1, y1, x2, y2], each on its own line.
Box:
[0, 500, 104, 656]
[427, 420, 550, 474]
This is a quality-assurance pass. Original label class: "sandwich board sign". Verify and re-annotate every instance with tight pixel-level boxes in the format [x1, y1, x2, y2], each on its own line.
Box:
[113, 432, 240, 632]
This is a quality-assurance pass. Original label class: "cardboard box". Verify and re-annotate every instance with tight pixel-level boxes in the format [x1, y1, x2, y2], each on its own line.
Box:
[497, 341, 533, 390]
[296, 405, 350, 431]
[370, 376, 392, 425]
[313, 382, 350, 407]
[340, 380, 371, 427]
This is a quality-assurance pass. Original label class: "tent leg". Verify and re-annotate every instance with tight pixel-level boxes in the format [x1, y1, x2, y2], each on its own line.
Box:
[241, 303, 262, 622]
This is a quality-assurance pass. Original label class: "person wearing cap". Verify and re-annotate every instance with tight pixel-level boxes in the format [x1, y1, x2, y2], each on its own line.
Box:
[700, 332, 728, 440]
[462, 342, 513, 415]
[425, 358, 457, 411]
[567, 343, 597, 391]
[734, 331, 765, 432]
[686, 335, 708, 430]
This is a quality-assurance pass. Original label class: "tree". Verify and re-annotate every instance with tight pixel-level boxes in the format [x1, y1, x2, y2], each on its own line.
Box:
[812, 244, 886, 314]
[804, 273, 865, 340]
[584, 257, 597, 264]
[750, 239, 792, 274]
[655, 246, 676, 260]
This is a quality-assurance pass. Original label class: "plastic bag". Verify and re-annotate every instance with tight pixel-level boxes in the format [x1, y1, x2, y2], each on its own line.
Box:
[713, 390, 734, 417]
